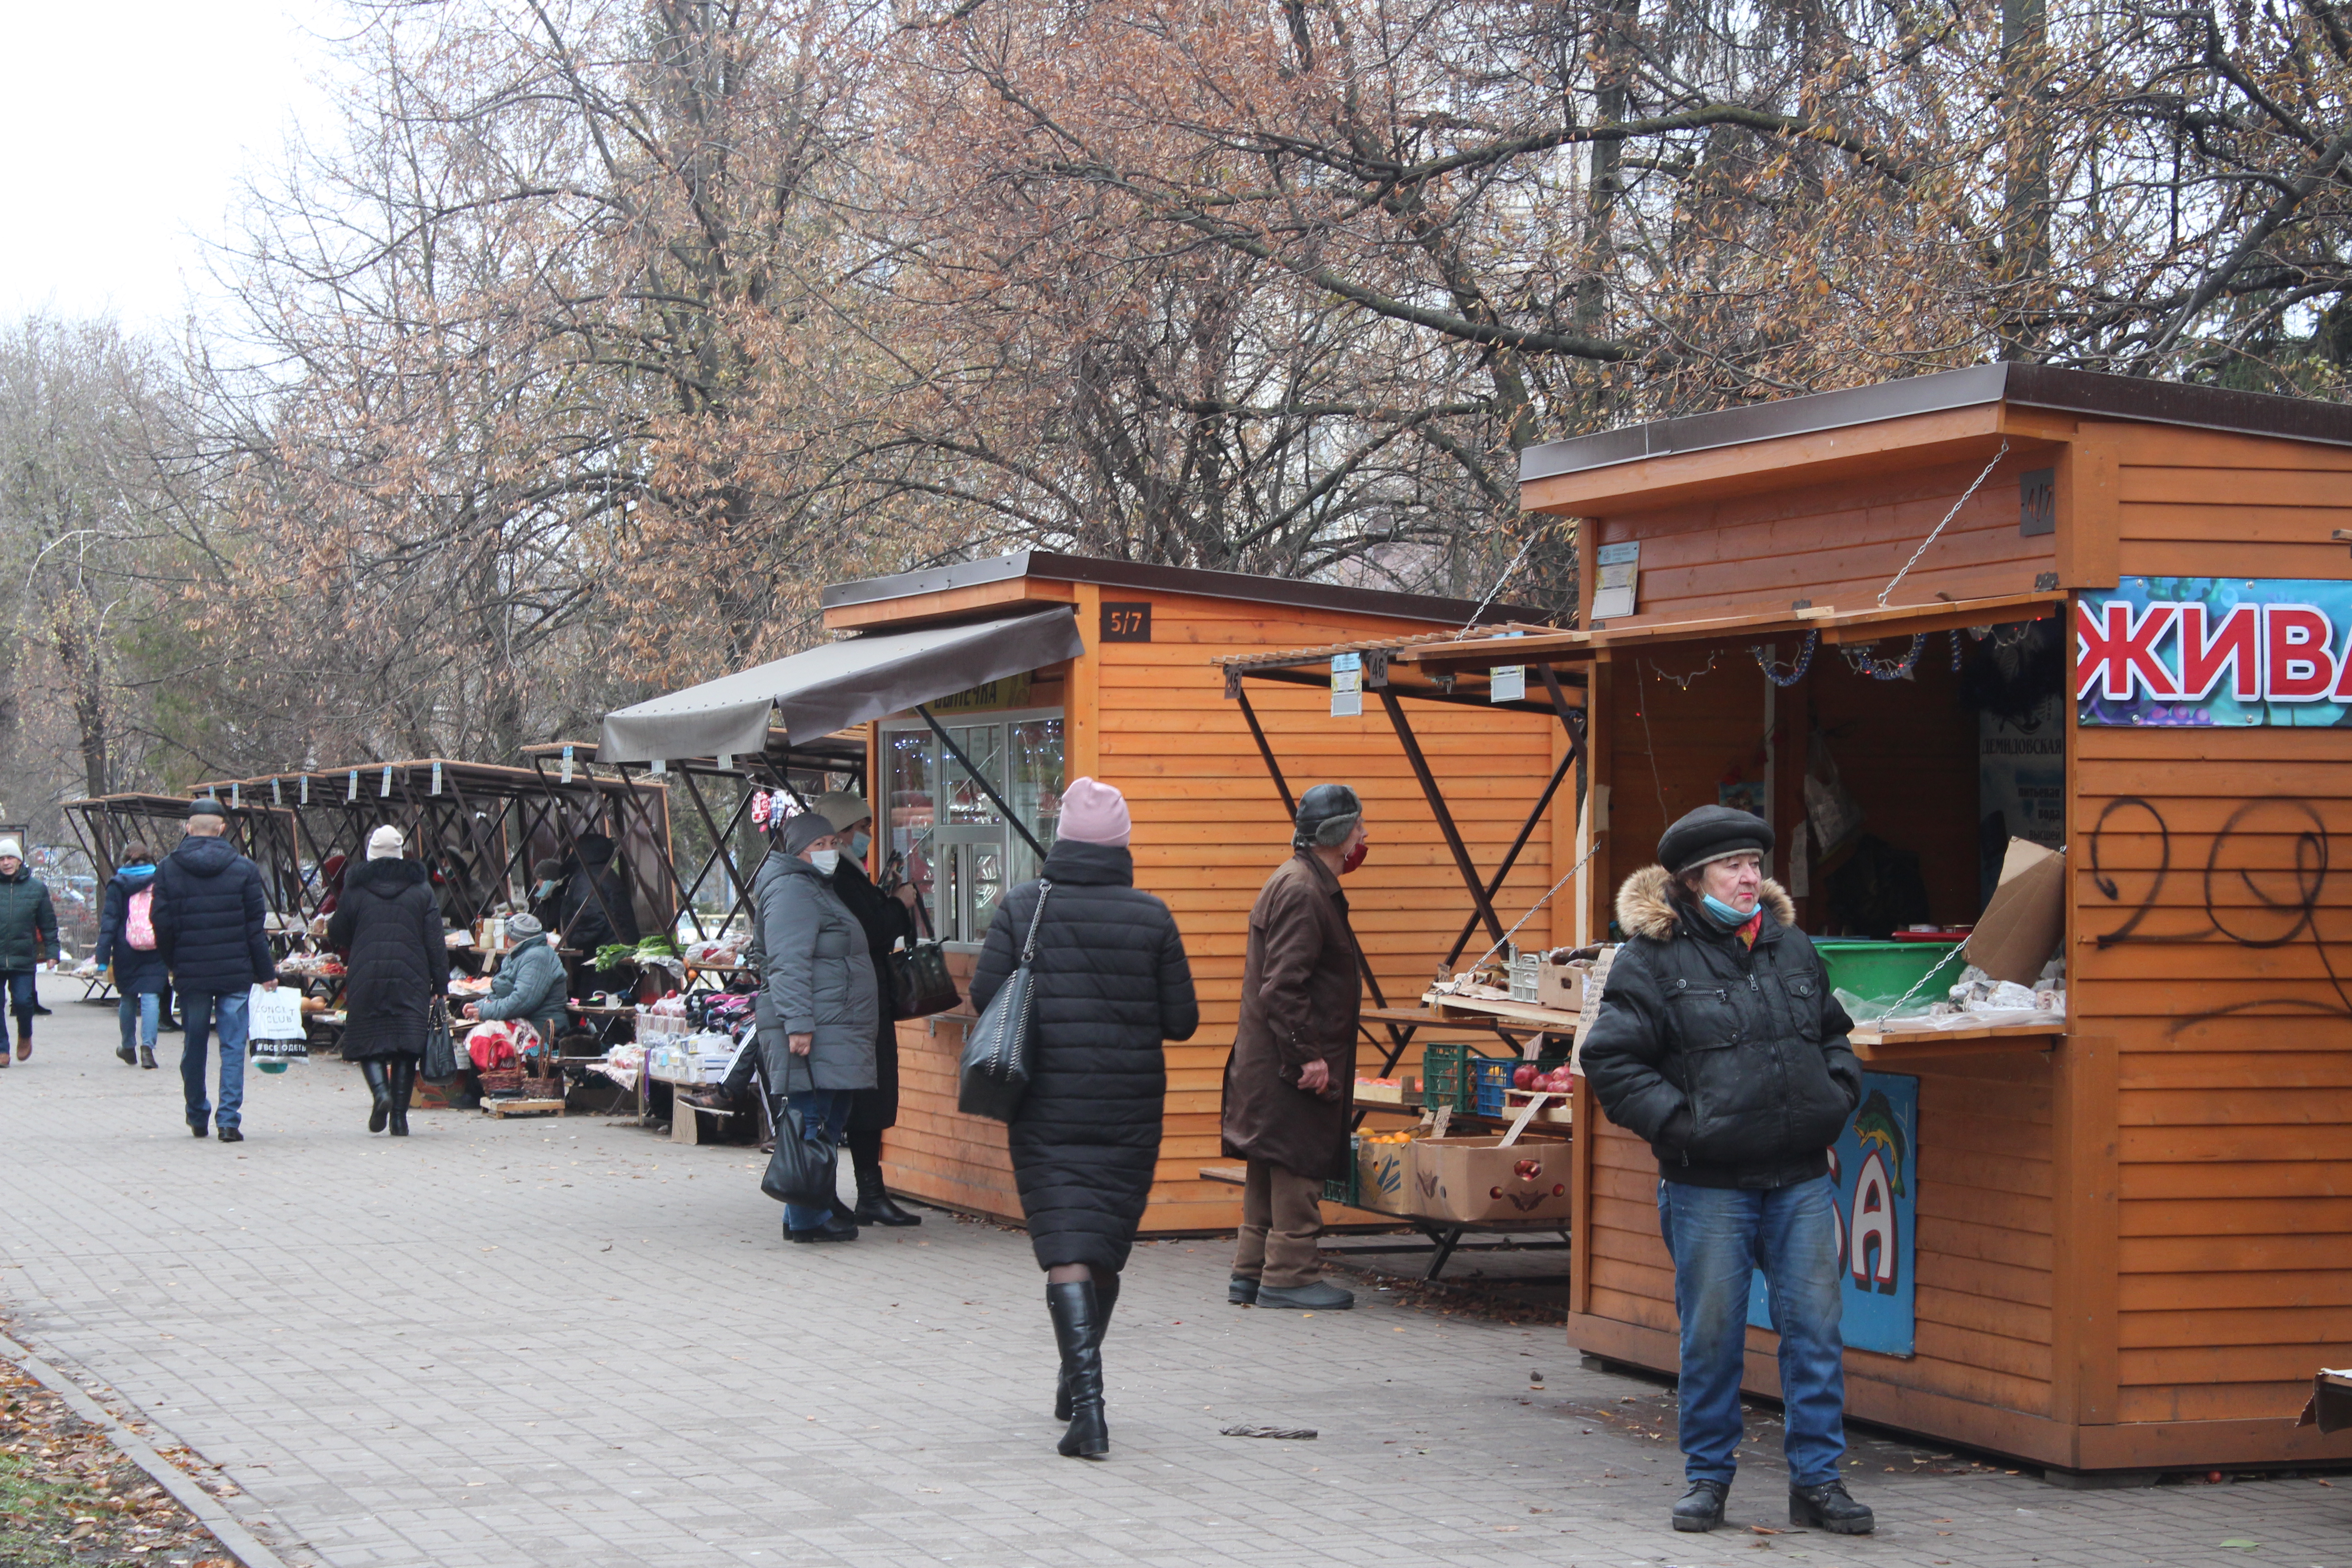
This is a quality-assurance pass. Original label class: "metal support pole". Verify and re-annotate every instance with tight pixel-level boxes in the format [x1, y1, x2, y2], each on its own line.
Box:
[1379, 689, 1507, 946]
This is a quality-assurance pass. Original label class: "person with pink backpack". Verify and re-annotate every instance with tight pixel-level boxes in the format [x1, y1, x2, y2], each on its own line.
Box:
[94, 841, 169, 1069]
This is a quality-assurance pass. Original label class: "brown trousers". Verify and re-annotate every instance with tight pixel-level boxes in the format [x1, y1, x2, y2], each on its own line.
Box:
[1232, 1158, 1324, 1289]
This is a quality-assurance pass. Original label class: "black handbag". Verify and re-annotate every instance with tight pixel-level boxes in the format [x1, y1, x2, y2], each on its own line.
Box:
[957, 880, 1051, 1122]
[891, 892, 961, 1019]
[759, 1100, 840, 1207]
[421, 997, 458, 1082]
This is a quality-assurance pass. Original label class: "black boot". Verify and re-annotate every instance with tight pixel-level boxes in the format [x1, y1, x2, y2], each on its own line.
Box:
[1672, 1478, 1729, 1532]
[1057, 1273, 1118, 1419]
[361, 1060, 392, 1133]
[387, 1057, 415, 1136]
[1046, 1281, 1109, 1460]
[1788, 1479, 1873, 1534]
[851, 1138, 922, 1227]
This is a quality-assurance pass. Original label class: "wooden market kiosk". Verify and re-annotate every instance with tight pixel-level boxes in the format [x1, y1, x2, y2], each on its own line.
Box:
[1405, 364, 2352, 1475]
[598, 550, 1572, 1231]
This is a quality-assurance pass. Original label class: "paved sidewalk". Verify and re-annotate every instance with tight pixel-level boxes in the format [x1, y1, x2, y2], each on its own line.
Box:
[2, 978, 2342, 1567]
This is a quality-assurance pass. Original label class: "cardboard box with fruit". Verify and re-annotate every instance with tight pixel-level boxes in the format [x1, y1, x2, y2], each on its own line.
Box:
[1407, 1133, 1573, 1224]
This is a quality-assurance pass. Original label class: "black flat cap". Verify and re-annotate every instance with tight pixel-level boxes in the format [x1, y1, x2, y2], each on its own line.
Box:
[1657, 804, 1774, 875]
[187, 798, 229, 819]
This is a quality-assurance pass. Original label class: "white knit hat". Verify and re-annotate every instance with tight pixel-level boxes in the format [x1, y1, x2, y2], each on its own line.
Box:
[0, 838, 20, 860]
[366, 825, 405, 861]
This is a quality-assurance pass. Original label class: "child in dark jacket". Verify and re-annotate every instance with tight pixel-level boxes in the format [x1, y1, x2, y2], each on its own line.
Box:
[94, 842, 170, 1068]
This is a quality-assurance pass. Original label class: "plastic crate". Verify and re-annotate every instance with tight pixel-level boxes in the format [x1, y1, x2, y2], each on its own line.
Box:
[1322, 1133, 1362, 1206]
[1471, 1055, 1520, 1117]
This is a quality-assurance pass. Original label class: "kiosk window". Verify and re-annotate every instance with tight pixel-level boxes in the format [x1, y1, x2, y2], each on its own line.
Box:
[882, 710, 1064, 946]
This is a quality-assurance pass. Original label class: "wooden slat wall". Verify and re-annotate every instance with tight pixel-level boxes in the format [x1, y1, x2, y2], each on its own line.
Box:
[880, 584, 1566, 1232]
[2111, 425, 2352, 580]
[2076, 720, 2352, 1427]
[1592, 446, 2062, 629]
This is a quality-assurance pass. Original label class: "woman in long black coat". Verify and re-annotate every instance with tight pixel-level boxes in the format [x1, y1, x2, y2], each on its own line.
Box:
[970, 777, 1197, 1461]
[327, 826, 450, 1137]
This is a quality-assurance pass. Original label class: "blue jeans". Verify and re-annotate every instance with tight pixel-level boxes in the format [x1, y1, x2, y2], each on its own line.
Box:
[4, 969, 37, 1016]
[781, 1088, 853, 1232]
[1657, 1176, 1847, 1487]
[118, 991, 160, 1054]
[180, 990, 249, 1132]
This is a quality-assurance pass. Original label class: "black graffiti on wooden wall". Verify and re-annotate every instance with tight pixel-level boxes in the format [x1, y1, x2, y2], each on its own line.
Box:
[2086, 795, 2352, 1030]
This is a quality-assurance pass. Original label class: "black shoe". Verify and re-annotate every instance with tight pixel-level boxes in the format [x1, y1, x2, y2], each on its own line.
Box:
[1228, 1275, 1260, 1306]
[361, 1060, 392, 1133]
[787, 1214, 860, 1243]
[387, 1058, 415, 1137]
[1672, 1479, 1729, 1533]
[852, 1161, 924, 1226]
[188, 1121, 208, 1138]
[1254, 1280, 1354, 1310]
[27, 1000, 49, 1016]
[217, 1127, 243, 1143]
[1789, 1479, 1873, 1534]
[1046, 1281, 1108, 1460]
[116, 1044, 137, 1066]
[138, 1046, 157, 1069]
[1057, 1274, 1119, 1420]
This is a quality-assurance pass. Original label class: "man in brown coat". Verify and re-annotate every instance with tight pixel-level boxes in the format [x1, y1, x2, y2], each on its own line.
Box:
[1220, 783, 1369, 1310]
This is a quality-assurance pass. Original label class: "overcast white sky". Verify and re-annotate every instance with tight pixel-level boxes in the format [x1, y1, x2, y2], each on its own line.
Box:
[0, 0, 349, 332]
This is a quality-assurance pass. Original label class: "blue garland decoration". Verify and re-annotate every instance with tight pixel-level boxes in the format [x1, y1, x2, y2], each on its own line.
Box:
[1753, 629, 1818, 688]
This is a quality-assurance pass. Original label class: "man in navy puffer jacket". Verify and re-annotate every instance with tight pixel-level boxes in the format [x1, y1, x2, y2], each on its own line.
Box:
[152, 800, 279, 1142]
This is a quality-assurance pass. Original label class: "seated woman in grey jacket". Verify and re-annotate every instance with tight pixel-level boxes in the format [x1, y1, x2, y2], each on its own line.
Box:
[464, 912, 567, 1046]
[755, 808, 878, 1243]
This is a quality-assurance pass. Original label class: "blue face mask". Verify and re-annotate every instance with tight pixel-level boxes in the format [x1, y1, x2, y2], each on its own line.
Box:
[850, 831, 871, 861]
[1702, 893, 1753, 926]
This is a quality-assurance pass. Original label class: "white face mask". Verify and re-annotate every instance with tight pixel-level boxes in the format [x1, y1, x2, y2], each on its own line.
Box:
[808, 849, 841, 876]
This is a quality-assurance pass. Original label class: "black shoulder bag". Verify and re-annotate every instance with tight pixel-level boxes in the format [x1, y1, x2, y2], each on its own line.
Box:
[890, 878, 961, 1019]
[956, 880, 1051, 1122]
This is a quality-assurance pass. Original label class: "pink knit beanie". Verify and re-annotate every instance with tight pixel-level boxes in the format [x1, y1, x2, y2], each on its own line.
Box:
[1057, 777, 1131, 847]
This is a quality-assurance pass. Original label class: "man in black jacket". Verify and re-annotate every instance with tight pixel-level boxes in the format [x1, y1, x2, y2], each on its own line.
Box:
[153, 800, 279, 1143]
[1580, 805, 1872, 1538]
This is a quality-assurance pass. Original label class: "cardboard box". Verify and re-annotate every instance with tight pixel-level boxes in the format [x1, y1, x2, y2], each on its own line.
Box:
[1537, 952, 1588, 1013]
[1355, 1139, 1416, 1215]
[1965, 838, 2066, 985]
[1406, 1134, 1573, 1224]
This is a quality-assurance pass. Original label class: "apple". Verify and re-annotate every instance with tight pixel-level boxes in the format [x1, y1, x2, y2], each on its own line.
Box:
[1513, 1064, 1538, 1089]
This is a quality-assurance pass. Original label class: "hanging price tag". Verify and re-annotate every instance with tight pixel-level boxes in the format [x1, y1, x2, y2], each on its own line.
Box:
[715, 753, 732, 772]
[299, 774, 309, 805]
[270, 777, 281, 805]
[651, 758, 666, 775]
[380, 765, 393, 795]
[561, 745, 574, 784]
[431, 760, 442, 795]
[230, 783, 241, 808]
[347, 771, 358, 803]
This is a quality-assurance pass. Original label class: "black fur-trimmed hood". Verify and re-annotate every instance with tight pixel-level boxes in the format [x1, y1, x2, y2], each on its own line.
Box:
[1614, 864, 1796, 942]
[345, 856, 431, 893]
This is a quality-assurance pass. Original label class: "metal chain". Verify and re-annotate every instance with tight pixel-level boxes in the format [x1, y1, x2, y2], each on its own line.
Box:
[1868, 944, 1969, 1025]
[1877, 441, 2010, 608]
[1463, 833, 1610, 977]
[1456, 529, 1545, 635]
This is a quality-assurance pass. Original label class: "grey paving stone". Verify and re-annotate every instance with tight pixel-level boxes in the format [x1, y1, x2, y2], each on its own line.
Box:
[3, 975, 2343, 1567]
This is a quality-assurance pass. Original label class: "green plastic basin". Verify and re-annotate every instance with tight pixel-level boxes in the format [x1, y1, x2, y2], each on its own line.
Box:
[1813, 939, 1964, 1007]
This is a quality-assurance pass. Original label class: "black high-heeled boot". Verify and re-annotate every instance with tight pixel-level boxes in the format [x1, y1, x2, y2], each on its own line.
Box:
[1056, 1272, 1119, 1420]
[361, 1060, 393, 1133]
[387, 1057, 415, 1137]
[849, 1131, 922, 1227]
[1046, 1281, 1109, 1460]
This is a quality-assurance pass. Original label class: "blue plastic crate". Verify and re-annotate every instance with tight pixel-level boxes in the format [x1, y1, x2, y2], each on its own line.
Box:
[1470, 1055, 1519, 1117]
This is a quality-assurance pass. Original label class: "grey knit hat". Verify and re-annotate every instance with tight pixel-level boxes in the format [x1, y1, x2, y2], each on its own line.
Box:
[781, 811, 833, 856]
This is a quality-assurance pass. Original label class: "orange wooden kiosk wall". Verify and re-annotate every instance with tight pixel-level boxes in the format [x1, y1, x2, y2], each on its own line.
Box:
[819, 554, 1573, 1234]
[1497, 367, 2352, 1474]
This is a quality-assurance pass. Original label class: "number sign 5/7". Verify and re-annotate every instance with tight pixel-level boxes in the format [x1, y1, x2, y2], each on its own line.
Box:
[1100, 602, 1152, 642]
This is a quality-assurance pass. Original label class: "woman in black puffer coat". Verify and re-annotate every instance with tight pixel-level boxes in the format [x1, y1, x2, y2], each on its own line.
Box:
[971, 777, 1197, 1462]
[327, 826, 450, 1137]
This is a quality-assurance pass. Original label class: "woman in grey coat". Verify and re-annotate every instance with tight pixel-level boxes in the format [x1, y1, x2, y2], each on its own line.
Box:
[464, 912, 567, 1046]
[755, 808, 878, 1243]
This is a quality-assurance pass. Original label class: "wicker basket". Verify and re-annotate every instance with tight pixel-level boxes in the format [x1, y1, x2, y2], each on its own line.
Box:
[477, 1065, 527, 1095]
